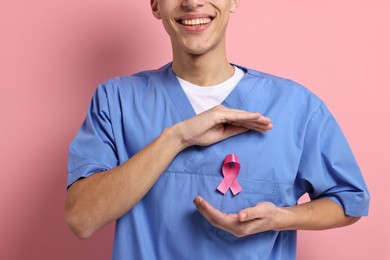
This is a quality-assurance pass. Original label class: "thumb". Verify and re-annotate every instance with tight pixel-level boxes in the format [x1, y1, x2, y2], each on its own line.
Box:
[222, 125, 249, 139]
[238, 205, 260, 222]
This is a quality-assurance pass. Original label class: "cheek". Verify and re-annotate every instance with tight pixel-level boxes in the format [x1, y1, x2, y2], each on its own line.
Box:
[160, 16, 176, 35]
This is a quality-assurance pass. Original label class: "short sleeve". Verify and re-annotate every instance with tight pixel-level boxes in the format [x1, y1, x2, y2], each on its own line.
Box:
[67, 85, 118, 187]
[297, 102, 370, 216]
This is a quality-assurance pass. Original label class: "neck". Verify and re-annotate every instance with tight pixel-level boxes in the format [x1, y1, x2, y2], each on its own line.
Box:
[171, 45, 234, 86]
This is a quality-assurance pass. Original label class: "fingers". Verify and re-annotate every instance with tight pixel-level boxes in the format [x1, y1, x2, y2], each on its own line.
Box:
[193, 196, 225, 223]
[175, 105, 273, 148]
[193, 196, 262, 237]
[228, 119, 273, 132]
[193, 196, 238, 231]
[212, 105, 262, 122]
[211, 106, 273, 132]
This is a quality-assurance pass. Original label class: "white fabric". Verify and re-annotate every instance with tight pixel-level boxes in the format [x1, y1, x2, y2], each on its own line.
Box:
[177, 66, 245, 114]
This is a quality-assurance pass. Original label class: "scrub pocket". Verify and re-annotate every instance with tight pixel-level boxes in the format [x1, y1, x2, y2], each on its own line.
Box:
[217, 178, 282, 239]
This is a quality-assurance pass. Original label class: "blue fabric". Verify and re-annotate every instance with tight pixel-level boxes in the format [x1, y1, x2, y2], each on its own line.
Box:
[68, 63, 370, 260]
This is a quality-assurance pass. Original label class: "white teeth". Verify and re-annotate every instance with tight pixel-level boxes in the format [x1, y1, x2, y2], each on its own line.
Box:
[181, 18, 211, 26]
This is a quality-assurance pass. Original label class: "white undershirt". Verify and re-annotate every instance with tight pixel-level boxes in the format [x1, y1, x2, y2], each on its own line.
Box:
[177, 66, 245, 114]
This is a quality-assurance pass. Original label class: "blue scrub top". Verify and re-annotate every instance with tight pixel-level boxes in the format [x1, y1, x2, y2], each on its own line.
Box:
[68, 63, 370, 260]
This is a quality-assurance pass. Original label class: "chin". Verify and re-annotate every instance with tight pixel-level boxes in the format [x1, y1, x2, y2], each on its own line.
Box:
[182, 42, 217, 56]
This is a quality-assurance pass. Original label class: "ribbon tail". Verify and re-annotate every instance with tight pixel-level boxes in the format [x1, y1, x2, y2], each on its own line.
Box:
[230, 180, 242, 195]
[217, 181, 229, 194]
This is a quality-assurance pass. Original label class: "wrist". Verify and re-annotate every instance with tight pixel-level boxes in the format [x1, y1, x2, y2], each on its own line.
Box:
[274, 206, 301, 231]
[163, 125, 190, 152]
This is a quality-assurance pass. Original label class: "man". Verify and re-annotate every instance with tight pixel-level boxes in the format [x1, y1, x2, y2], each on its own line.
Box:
[66, 0, 370, 259]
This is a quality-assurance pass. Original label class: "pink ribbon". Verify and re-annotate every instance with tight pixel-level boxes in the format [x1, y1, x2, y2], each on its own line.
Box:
[217, 154, 242, 196]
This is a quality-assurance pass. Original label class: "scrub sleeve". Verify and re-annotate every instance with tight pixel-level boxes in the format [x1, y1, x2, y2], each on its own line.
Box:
[296, 102, 369, 216]
[67, 85, 118, 187]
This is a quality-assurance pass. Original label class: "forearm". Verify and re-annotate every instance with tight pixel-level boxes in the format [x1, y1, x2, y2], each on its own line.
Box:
[65, 127, 184, 239]
[278, 198, 360, 231]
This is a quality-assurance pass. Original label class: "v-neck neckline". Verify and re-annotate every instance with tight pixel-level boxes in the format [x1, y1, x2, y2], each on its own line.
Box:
[160, 63, 259, 120]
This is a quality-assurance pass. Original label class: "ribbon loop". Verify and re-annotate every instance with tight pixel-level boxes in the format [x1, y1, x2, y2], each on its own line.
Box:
[217, 154, 242, 195]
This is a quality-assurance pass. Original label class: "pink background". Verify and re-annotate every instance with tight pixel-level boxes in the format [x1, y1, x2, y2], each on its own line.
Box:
[1, 1, 389, 259]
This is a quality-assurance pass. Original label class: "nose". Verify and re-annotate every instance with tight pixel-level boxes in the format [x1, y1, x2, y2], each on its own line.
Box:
[181, 0, 206, 9]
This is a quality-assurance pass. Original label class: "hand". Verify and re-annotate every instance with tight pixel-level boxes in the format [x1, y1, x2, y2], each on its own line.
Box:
[174, 105, 273, 149]
[193, 196, 283, 237]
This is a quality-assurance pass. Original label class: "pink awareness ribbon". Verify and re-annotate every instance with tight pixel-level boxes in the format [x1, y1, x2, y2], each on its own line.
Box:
[217, 154, 242, 196]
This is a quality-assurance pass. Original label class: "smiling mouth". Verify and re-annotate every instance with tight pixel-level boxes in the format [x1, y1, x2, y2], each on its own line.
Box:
[176, 17, 213, 27]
